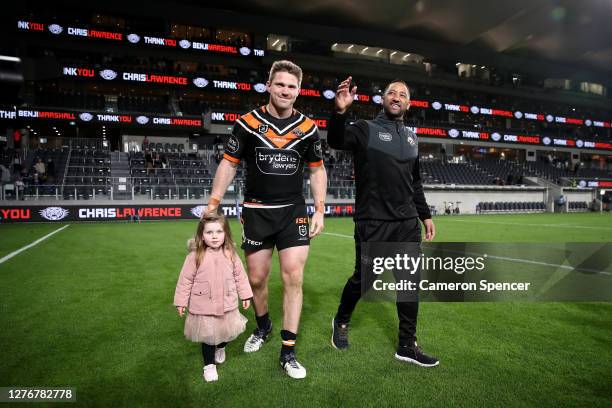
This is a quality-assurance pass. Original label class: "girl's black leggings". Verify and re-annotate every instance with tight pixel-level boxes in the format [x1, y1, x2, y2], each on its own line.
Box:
[201, 342, 228, 365]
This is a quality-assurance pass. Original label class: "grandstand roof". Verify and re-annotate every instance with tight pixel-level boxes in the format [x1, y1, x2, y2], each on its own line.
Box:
[214, 0, 612, 77]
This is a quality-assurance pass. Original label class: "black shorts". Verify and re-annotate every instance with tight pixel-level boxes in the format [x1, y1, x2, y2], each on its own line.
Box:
[240, 204, 310, 251]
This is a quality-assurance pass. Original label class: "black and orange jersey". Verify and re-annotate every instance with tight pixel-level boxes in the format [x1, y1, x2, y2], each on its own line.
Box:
[223, 106, 323, 206]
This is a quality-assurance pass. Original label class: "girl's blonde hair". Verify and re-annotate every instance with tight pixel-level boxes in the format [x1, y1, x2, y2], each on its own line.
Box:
[188, 213, 236, 269]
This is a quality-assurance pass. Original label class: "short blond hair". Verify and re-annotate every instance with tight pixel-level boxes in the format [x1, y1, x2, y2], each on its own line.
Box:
[268, 60, 302, 86]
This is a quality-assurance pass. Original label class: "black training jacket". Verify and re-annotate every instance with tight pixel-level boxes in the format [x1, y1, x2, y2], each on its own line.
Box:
[327, 111, 431, 221]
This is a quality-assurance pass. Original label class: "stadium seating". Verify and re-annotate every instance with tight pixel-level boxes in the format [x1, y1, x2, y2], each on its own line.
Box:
[568, 201, 589, 211]
[476, 201, 546, 213]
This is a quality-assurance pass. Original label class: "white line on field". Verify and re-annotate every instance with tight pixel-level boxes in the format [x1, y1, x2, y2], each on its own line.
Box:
[0, 225, 70, 265]
[322, 232, 353, 238]
[322, 231, 612, 276]
[443, 219, 612, 230]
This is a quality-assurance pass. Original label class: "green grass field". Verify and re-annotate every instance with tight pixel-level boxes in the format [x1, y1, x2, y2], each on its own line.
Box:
[1, 213, 611, 407]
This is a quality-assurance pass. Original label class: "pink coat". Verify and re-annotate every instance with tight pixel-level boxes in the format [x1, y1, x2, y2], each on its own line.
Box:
[173, 247, 253, 316]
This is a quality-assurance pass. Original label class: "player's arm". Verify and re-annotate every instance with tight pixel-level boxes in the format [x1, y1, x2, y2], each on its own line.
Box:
[328, 76, 360, 150]
[309, 163, 327, 237]
[207, 158, 238, 213]
[207, 129, 244, 214]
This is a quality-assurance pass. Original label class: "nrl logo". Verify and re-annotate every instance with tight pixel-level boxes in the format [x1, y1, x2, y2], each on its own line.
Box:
[258, 124, 269, 134]
[298, 225, 308, 237]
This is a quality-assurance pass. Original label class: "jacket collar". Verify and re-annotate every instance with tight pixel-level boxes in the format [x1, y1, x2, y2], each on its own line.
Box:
[375, 110, 405, 124]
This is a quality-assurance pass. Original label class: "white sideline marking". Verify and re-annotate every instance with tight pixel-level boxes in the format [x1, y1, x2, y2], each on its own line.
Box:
[444, 219, 612, 231]
[0, 225, 70, 265]
[322, 232, 353, 238]
[322, 232, 612, 276]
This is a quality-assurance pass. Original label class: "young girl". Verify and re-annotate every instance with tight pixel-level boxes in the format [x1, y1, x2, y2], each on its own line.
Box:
[174, 214, 253, 382]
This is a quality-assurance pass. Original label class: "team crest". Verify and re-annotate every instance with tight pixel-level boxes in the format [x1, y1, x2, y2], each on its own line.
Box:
[258, 124, 269, 133]
[407, 135, 416, 145]
[293, 129, 304, 137]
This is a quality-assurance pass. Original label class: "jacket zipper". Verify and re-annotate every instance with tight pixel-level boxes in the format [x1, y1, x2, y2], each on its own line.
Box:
[396, 121, 404, 160]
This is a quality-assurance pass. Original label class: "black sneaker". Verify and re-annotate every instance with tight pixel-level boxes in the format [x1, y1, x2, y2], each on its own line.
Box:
[243, 324, 272, 353]
[331, 317, 350, 349]
[280, 352, 307, 379]
[395, 342, 439, 367]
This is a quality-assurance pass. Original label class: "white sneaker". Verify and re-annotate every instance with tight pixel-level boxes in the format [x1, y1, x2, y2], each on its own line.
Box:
[280, 353, 307, 379]
[214, 347, 226, 364]
[203, 364, 218, 382]
[243, 326, 271, 353]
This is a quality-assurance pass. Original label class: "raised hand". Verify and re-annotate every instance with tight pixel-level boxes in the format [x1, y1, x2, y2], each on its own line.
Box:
[335, 76, 357, 114]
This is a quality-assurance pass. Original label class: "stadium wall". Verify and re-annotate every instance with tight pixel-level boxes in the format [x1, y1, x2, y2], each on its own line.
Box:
[0, 186, 568, 222]
[423, 187, 548, 214]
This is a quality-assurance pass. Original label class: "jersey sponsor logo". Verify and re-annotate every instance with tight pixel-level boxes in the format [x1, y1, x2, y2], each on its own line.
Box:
[378, 132, 392, 142]
[255, 147, 300, 175]
[258, 124, 269, 134]
[227, 135, 240, 153]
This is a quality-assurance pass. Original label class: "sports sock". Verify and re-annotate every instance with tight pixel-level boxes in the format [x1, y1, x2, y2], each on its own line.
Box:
[280, 330, 297, 359]
[256, 312, 271, 331]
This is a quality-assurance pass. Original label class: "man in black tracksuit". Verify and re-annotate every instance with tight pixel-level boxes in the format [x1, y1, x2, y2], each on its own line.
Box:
[329, 77, 439, 367]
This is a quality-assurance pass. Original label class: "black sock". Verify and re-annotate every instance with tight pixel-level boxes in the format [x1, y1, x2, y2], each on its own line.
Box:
[280, 330, 297, 359]
[217, 342, 227, 349]
[256, 312, 271, 331]
[201, 343, 215, 365]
